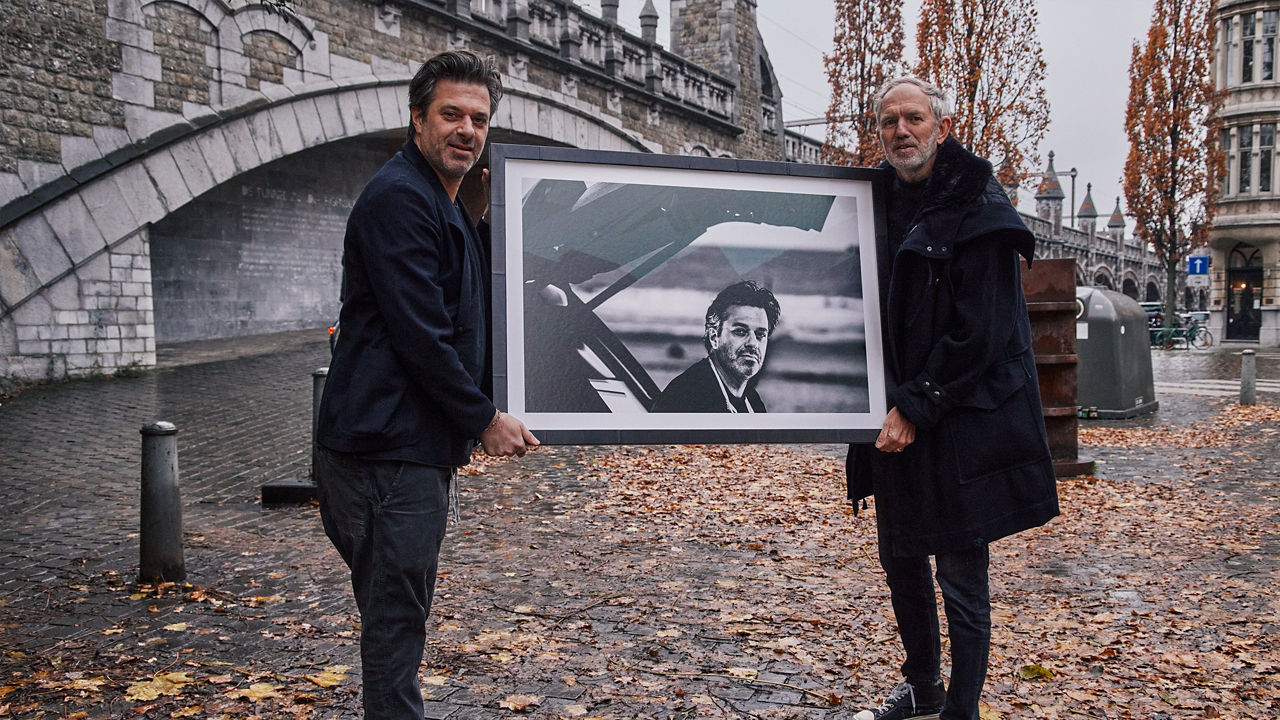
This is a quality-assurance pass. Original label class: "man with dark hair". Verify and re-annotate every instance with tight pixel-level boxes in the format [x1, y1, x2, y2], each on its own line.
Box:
[315, 49, 538, 720]
[651, 280, 781, 413]
[846, 75, 1059, 720]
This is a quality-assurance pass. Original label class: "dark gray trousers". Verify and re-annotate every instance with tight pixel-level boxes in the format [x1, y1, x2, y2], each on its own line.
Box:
[877, 516, 991, 720]
[315, 446, 451, 720]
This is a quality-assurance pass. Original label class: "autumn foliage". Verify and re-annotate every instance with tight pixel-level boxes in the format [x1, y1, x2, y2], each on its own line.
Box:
[1123, 0, 1223, 321]
[821, 0, 905, 166]
[913, 0, 1051, 187]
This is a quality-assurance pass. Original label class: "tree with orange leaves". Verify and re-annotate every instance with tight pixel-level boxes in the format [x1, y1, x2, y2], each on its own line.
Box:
[821, 0, 905, 166]
[1124, 0, 1223, 323]
[914, 0, 1050, 188]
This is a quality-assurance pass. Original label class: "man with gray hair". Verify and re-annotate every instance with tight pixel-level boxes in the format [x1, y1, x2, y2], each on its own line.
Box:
[845, 76, 1059, 720]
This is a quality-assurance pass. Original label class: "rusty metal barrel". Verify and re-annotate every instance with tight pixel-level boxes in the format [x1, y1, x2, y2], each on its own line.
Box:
[1021, 258, 1095, 478]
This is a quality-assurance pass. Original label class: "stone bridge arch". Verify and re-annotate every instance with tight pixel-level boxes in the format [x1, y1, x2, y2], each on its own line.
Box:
[1, 0, 793, 382]
[0, 82, 650, 380]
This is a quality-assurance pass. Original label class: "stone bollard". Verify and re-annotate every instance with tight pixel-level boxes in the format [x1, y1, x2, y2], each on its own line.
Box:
[311, 367, 328, 480]
[139, 421, 185, 583]
[1241, 350, 1257, 405]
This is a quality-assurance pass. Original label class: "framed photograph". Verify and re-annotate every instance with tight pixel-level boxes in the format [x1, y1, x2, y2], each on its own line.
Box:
[489, 144, 887, 444]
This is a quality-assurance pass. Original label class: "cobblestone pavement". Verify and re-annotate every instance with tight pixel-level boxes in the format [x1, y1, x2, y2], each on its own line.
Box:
[0, 333, 1277, 718]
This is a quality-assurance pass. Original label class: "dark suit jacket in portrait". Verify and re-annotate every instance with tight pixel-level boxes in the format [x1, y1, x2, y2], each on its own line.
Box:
[650, 357, 766, 413]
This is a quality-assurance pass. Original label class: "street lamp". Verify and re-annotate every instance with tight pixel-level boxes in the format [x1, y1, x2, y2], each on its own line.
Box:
[1067, 167, 1078, 228]
[1044, 164, 1078, 228]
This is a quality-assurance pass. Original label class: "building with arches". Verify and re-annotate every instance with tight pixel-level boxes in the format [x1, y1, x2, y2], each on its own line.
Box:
[1024, 153, 1166, 303]
[0, 0, 792, 382]
[1212, 0, 1280, 345]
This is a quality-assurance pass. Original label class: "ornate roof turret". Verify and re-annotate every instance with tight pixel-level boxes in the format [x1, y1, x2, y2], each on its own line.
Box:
[1035, 151, 1066, 200]
[1107, 197, 1126, 228]
[1078, 183, 1098, 219]
[601, 0, 619, 24]
[640, 0, 659, 43]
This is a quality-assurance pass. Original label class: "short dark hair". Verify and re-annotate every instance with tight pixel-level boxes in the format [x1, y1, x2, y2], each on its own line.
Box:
[407, 50, 503, 140]
[703, 280, 781, 352]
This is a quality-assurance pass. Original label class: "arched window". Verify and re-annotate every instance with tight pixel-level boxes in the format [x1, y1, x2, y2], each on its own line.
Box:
[1122, 277, 1139, 299]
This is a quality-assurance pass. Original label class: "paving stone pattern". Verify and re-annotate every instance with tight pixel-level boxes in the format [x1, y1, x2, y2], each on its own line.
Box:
[0, 331, 864, 718]
[0, 334, 339, 709]
[0, 335, 1277, 718]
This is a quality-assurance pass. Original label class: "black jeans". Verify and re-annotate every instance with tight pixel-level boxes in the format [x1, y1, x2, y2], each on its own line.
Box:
[878, 538, 991, 720]
[315, 446, 452, 720]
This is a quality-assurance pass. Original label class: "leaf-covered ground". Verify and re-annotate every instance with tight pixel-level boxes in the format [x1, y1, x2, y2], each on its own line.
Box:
[1, 404, 1277, 718]
[439, 417, 1279, 719]
[1079, 403, 1280, 448]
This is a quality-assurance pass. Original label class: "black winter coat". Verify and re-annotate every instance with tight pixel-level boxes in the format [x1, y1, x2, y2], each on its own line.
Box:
[316, 140, 496, 468]
[847, 138, 1059, 557]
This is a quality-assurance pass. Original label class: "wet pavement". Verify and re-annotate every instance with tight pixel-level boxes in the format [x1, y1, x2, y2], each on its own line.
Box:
[1108, 342, 1280, 426]
[0, 332, 1277, 718]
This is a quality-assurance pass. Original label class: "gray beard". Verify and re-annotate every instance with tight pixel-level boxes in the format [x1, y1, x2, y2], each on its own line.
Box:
[887, 126, 940, 177]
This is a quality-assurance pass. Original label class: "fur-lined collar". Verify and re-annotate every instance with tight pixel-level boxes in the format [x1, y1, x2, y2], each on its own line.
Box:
[917, 137, 993, 213]
[881, 137, 1035, 262]
[879, 137, 993, 212]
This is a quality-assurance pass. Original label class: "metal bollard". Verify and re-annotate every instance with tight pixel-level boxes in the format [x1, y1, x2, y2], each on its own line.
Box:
[1241, 350, 1257, 405]
[139, 421, 185, 583]
[312, 367, 328, 480]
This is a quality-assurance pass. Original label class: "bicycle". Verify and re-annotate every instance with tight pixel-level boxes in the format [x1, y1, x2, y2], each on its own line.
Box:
[1151, 319, 1213, 350]
[1187, 322, 1213, 349]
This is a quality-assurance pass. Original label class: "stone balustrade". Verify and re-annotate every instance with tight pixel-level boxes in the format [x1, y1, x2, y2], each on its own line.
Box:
[1021, 209, 1165, 292]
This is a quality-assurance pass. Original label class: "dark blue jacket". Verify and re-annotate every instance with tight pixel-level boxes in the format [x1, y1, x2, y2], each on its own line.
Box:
[317, 140, 495, 467]
[847, 138, 1059, 556]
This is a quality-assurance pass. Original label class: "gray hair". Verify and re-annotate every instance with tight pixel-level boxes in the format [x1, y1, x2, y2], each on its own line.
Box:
[872, 76, 953, 122]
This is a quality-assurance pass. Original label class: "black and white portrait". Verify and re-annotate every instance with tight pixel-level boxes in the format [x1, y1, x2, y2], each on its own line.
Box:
[491, 146, 886, 444]
[650, 280, 780, 414]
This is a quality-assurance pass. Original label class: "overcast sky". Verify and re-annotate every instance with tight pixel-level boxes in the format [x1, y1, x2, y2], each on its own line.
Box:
[582, 0, 1158, 223]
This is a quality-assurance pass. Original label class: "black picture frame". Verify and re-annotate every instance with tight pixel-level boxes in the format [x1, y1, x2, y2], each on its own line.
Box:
[490, 143, 888, 444]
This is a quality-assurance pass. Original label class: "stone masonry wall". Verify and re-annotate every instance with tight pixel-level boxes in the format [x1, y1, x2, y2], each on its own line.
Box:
[146, 3, 216, 113]
[734, 2, 782, 161]
[1, 0, 790, 382]
[0, 0, 126, 181]
[672, 0, 732, 77]
[243, 32, 302, 91]
[2, 0, 775, 217]
[148, 136, 387, 343]
[673, 0, 780, 159]
[4, 228, 154, 379]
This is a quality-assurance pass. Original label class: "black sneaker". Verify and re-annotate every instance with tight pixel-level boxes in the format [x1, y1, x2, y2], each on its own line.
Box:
[853, 680, 945, 720]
